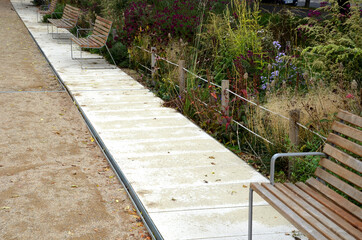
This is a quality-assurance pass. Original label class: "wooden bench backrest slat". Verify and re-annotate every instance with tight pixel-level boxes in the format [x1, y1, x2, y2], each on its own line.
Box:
[337, 109, 362, 127]
[323, 144, 362, 172]
[49, 0, 57, 12]
[261, 183, 343, 240]
[327, 133, 362, 156]
[88, 16, 112, 47]
[274, 183, 353, 239]
[300, 180, 362, 230]
[314, 168, 362, 203]
[61, 5, 80, 26]
[332, 121, 362, 142]
[251, 183, 328, 240]
[94, 24, 110, 36]
[95, 19, 112, 29]
[319, 158, 362, 188]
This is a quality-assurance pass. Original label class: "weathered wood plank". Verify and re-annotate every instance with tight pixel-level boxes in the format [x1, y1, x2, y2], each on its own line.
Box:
[323, 144, 361, 172]
[276, 183, 355, 240]
[251, 183, 327, 240]
[287, 182, 362, 239]
[306, 178, 362, 220]
[327, 133, 362, 156]
[319, 158, 362, 188]
[332, 121, 362, 142]
[315, 168, 362, 203]
[337, 110, 362, 128]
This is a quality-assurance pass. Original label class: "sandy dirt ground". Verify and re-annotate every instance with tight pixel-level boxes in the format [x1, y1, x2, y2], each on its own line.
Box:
[0, 0, 151, 239]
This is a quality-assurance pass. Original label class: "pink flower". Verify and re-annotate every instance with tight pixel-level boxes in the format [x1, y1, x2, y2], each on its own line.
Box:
[346, 93, 354, 99]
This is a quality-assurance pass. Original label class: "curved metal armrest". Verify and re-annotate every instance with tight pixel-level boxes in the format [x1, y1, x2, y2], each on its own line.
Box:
[270, 152, 326, 185]
[76, 27, 93, 38]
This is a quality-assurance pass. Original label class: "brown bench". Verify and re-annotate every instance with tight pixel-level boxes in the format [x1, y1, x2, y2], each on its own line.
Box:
[70, 16, 116, 69]
[37, 0, 57, 22]
[248, 109, 362, 240]
[47, 4, 80, 38]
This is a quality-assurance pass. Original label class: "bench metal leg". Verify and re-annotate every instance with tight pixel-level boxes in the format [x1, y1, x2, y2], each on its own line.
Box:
[248, 187, 253, 240]
[71, 41, 117, 69]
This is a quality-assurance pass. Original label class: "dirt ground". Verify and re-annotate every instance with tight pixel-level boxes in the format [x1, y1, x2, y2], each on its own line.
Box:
[0, 0, 150, 239]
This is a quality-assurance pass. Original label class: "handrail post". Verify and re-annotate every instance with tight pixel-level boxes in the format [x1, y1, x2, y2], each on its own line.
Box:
[288, 109, 300, 179]
[221, 80, 229, 116]
[151, 47, 156, 79]
[178, 60, 185, 98]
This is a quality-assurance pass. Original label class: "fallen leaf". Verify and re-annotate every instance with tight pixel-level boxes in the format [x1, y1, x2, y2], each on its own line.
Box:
[231, 191, 237, 195]
[203, 180, 208, 183]
[215, 179, 221, 182]
[90, 137, 95, 142]
[209, 156, 215, 159]
[115, 199, 119, 203]
[210, 162, 216, 165]
[171, 198, 176, 201]
[242, 185, 248, 188]
[71, 185, 78, 188]
[1, 206, 10, 210]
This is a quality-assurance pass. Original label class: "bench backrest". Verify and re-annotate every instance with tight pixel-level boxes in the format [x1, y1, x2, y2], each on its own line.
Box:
[312, 110, 362, 213]
[61, 4, 80, 27]
[88, 16, 113, 47]
[48, 0, 57, 13]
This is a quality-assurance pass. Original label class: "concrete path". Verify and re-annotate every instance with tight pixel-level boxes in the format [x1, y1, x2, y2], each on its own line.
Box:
[11, 1, 299, 239]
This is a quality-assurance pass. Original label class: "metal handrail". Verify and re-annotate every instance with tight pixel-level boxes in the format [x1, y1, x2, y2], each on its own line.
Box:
[269, 152, 326, 185]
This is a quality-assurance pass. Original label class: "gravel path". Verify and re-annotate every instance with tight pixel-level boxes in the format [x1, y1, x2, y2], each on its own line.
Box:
[0, 0, 150, 239]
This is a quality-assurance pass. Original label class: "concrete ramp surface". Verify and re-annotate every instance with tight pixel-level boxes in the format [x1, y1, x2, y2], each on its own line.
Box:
[11, 1, 299, 239]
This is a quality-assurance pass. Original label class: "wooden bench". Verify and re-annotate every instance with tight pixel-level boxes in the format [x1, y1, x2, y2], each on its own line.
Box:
[248, 109, 362, 240]
[37, 0, 57, 22]
[47, 4, 80, 38]
[70, 16, 116, 69]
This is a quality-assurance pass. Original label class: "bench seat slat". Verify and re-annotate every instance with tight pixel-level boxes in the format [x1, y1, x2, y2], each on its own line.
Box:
[288, 182, 362, 239]
[275, 183, 355, 240]
[305, 178, 362, 221]
[72, 38, 100, 48]
[261, 183, 344, 240]
[323, 144, 361, 172]
[315, 168, 362, 203]
[251, 183, 328, 240]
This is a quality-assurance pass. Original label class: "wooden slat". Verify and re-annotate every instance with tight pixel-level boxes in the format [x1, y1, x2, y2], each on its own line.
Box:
[323, 144, 362, 172]
[332, 121, 362, 142]
[337, 110, 362, 128]
[93, 28, 108, 39]
[94, 25, 110, 36]
[275, 183, 355, 240]
[327, 133, 362, 156]
[250, 183, 328, 240]
[319, 158, 362, 188]
[89, 36, 105, 46]
[261, 183, 342, 240]
[96, 16, 112, 25]
[306, 178, 362, 220]
[315, 168, 362, 203]
[287, 182, 362, 239]
[95, 19, 111, 29]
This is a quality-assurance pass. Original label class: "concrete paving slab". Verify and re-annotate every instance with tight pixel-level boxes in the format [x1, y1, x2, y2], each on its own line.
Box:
[149, 206, 294, 240]
[11, 1, 299, 239]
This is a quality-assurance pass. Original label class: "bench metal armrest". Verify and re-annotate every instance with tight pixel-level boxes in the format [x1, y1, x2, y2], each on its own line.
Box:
[270, 152, 326, 185]
[40, 4, 49, 10]
[76, 27, 93, 38]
